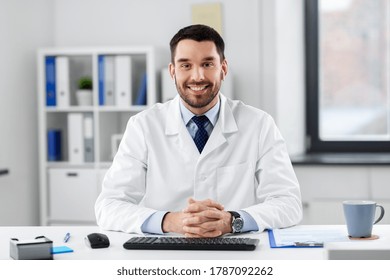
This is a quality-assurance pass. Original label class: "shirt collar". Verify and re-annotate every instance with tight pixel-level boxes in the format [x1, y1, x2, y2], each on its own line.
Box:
[179, 95, 220, 126]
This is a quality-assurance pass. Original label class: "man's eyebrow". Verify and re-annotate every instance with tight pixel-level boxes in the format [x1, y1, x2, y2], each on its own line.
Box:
[176, 56, 217, 63]
[203, 56, 217, 61]
[176, 58, 190, 63]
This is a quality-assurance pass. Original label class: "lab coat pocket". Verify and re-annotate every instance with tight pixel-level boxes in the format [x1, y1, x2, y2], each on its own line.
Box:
[216, 162, 255, 209]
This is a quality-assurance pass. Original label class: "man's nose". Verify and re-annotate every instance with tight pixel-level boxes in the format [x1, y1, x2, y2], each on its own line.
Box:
[190, 66, 205, 81]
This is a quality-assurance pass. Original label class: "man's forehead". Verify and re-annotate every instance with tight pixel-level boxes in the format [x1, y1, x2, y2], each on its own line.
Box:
[174, 40, 219, 61]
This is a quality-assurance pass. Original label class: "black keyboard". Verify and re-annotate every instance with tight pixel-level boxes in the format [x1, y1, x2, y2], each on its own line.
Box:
[123, 237, 259, 251]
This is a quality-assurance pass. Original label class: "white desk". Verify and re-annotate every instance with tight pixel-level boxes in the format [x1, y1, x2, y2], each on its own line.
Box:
[1, 225, 389, 260]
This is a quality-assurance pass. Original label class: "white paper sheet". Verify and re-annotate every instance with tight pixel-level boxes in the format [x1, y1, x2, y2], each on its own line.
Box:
[273, 227, 350, 246]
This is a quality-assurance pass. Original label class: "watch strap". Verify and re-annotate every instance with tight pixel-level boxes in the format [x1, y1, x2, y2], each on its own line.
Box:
[229, 211, 240, 219]
[228, 211, 243, 233]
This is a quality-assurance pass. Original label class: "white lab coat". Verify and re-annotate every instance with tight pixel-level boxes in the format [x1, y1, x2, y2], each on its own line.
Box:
[95, 94, 302, 234]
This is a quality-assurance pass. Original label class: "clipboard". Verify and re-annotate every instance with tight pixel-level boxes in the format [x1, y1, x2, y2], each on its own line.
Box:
[268, 230, 323, 248]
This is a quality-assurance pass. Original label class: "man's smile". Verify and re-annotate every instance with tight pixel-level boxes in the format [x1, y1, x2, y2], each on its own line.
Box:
[186, 84, 210, 93]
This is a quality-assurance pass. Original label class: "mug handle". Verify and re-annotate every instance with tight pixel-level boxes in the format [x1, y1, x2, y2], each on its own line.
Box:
[374, 205, 385, 224]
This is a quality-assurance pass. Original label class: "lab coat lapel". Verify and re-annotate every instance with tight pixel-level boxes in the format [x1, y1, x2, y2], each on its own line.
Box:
[200, 94, 238, 158]
[165, 96, 199, 158]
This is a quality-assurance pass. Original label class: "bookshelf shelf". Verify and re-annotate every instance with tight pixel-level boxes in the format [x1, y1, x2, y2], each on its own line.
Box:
[45, 107, 95, 113]
[97, 105, 147, 112]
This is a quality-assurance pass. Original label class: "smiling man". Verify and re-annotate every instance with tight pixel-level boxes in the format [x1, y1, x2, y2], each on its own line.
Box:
[95, 24, 302, 237]
[170, 39, 226, 114]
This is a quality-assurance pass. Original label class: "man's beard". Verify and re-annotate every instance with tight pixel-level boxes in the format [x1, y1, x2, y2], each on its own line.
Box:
[174, 77, 221, 109]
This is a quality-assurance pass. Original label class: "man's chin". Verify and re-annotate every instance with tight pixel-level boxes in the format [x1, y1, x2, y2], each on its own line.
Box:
[184, 95, 215, 108]
[178, 89, 220, 110]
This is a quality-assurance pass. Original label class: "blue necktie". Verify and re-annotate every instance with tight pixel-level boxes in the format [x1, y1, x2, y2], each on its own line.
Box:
[192, 115, 209, 153]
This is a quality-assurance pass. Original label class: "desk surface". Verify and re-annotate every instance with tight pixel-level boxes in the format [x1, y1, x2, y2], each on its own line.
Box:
[1, 225, 389, 260]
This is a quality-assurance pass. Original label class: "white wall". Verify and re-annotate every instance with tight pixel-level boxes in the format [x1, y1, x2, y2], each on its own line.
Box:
[52, 0, 262, 107]
[0, 0, 54, 225]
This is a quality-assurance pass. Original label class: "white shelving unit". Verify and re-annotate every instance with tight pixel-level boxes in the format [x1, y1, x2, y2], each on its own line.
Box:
[37, 47, 164, 225]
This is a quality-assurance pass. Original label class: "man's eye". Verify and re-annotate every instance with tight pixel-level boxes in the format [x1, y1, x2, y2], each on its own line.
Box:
[181, 64, 191, 69]
[203, 62, 214, 68]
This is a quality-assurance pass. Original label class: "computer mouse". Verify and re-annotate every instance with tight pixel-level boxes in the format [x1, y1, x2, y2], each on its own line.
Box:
[85, 233, 110, 249]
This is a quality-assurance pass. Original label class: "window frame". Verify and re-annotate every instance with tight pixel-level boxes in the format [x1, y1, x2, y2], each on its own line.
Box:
[305, 0, 390, 153]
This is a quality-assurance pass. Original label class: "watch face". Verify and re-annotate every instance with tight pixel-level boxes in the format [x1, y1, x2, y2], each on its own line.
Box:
[233, 218, 244, 232]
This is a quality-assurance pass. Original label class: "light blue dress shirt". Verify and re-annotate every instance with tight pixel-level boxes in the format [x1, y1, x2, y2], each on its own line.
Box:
[141, 96, 259, 234]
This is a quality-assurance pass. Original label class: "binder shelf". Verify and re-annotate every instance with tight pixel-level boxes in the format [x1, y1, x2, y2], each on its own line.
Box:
[38, 47, 164, 226]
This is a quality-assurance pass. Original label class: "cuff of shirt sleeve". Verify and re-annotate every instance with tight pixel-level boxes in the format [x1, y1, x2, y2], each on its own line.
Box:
[141, 211, 169, 235]
[237, 210, 259, 233]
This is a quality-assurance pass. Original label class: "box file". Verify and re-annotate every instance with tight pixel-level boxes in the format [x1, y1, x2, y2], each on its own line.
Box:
[115, 55, 132, 106]
[45, 56, 56, 106]
[56, 56, 70, 107]
[98, 55, 105, 105]
[99, 55, 116, 106]
[83, 113, 94, 162]
[68, 113, 84, 164]
[104, 56, 115, 105]
[135, 72, 147, 105]
[47, 129, 61, 161]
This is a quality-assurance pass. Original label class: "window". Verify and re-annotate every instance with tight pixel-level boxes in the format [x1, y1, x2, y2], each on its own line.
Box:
[306, 0, 390, 152]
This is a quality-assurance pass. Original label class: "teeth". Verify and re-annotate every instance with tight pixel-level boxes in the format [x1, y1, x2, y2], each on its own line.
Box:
[189, 86, 207, 91]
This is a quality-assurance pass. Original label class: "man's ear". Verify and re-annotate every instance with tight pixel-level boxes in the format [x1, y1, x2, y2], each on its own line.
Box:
[221, 59, 228, 79]
[168, 63, 175, 80]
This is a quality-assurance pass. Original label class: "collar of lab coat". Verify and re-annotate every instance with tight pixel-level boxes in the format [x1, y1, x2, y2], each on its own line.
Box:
[165, 93, 238, 136]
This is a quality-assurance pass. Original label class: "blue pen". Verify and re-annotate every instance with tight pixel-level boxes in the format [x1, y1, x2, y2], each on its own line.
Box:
[63, 232, 71, 243]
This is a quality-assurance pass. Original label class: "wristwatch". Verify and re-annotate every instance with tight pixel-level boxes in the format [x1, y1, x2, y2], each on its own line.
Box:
[229, 211, 244, 233]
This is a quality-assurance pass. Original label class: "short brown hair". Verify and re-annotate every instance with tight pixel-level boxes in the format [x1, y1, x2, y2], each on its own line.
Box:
[169, 24, 225, 63]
